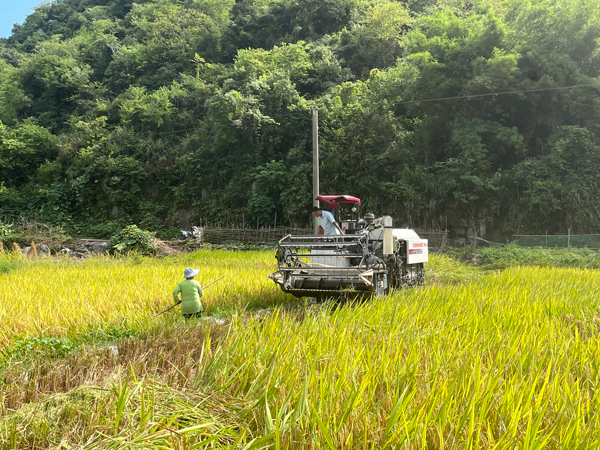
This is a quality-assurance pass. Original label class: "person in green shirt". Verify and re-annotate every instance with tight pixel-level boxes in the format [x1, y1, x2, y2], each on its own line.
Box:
[172, 267, 203, 319]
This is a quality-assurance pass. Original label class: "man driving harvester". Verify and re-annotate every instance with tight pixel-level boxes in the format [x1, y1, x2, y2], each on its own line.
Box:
[312, 206, 344, 236]
[172, 267, 203, 319]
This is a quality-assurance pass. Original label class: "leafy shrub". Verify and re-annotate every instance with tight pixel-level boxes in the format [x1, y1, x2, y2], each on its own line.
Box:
[73, 221, 124, 239]
[9, 336, 75, 359]
[155, 226, 182, 240]
[0, 221, 15, 240]
[110, 225, 157, 255]
[83, 323, 137, 342]
[0, 219, 70, 250]
[447, 244, 600, 269]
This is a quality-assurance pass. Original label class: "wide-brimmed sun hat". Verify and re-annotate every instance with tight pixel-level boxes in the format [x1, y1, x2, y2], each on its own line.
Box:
[184, 267, 199, 278]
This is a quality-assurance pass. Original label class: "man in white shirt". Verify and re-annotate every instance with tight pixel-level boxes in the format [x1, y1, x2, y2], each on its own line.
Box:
[312, 207, 344, 235]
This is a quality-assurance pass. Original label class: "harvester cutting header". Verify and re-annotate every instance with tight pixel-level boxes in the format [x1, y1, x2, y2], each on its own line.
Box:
[268, 195, 428, 298]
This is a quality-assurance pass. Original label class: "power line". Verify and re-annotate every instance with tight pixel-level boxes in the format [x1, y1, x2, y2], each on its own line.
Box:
[395, 82, 600, 105]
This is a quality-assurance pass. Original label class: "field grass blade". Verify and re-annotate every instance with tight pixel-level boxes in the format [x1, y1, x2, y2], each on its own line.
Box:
[310, 401, 338, 450]
[381, 386, 415, 449]
[240, 433, 276, 450]
[113, 372, 132, 431]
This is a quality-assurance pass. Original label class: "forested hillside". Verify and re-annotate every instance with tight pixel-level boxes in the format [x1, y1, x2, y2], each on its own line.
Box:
[1, 0, 599, 238]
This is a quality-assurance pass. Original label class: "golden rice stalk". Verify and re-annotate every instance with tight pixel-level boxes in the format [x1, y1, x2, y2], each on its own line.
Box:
[29, 241, 38, 258]
[0, 242, 4, 254]
[12, 242, 21, 255]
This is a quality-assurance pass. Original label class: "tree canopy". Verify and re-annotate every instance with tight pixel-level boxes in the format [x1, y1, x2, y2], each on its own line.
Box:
[1, 0, 600, 238]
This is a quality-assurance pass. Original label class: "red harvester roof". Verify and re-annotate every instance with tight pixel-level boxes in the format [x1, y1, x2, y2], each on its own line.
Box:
[315, 195, 361, 208]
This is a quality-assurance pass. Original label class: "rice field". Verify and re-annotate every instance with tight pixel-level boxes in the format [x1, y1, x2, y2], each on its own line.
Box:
[0, 250, 289, 343]
[1, 249, 600, 448]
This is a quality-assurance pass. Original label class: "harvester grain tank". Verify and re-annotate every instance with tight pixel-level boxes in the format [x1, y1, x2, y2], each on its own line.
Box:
[268, 195, 428, 298]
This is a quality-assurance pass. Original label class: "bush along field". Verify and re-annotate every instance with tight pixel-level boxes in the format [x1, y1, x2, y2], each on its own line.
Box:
[1, 249, 600, 448]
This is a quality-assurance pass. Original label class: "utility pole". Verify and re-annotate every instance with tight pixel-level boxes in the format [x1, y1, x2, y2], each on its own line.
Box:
[312, 105, 319, 234]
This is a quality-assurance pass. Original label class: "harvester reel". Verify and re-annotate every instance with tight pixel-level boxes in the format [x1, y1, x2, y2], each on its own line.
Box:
[276, 247, 298, 266]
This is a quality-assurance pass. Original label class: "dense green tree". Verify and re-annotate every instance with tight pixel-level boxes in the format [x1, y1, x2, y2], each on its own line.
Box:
[17, 38, 93, 128]
[222, 0, 356, 60]
[0, 59, 29, 125]
[1, 0, 600, 239]
[332, 2, 411, 79]
[0, 119, 58, 187]
[502, 127, 600, 234]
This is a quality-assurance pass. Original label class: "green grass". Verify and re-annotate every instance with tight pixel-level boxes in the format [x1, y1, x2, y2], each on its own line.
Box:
[449, 244, 600, 269]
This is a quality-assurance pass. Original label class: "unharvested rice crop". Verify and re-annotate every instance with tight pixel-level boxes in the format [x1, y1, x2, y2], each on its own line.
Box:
[1, 251, 600, 448]
[0, 250, 289, 343]
[170, 265, 600, 448]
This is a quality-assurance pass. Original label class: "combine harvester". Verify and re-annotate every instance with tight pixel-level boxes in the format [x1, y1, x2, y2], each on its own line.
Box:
[268, 195, 428, 298]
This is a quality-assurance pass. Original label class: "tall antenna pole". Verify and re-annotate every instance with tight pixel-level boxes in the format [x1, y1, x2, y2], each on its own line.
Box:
[312, 105, 319, 234]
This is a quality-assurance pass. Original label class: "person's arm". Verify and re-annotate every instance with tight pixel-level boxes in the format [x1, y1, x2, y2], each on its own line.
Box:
[333, 220, 344, 234]
[173, 283, 182, 304]
[326, 212, 344, 235]
[196, 281, 203, 298]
